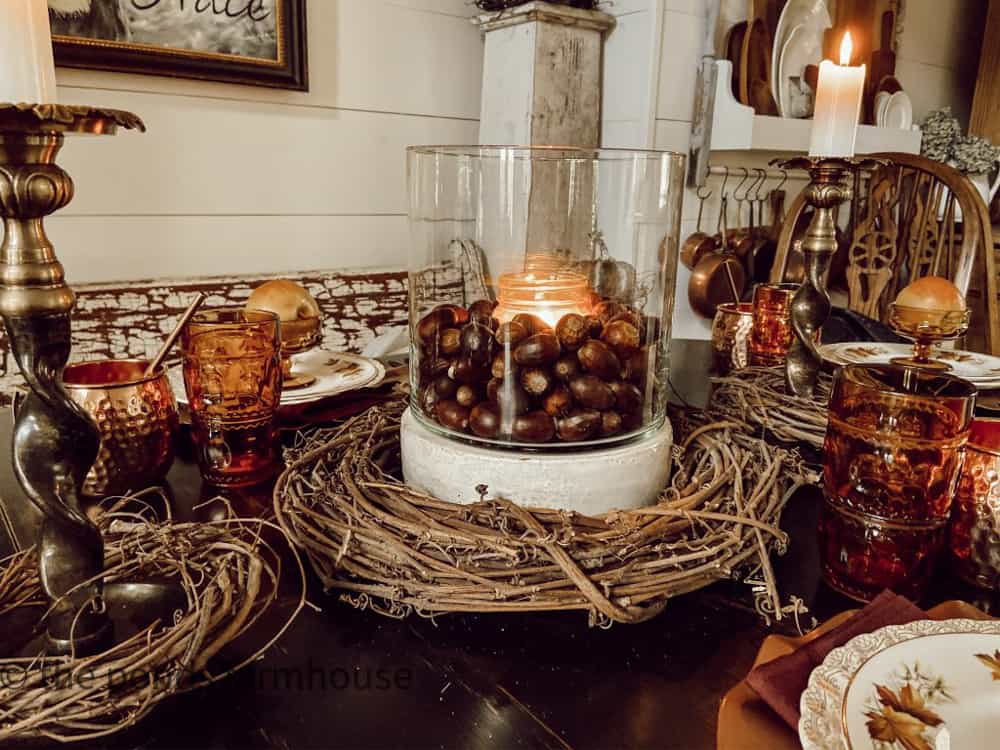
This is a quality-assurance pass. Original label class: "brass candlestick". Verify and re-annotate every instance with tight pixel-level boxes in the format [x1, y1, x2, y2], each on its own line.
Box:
[0, 103, 181, 654]
[773, 157, 883, 397]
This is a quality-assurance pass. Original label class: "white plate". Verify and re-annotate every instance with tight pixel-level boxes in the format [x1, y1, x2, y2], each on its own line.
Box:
[883, 90, 913, 130]
[819, 342, 1000, 387]
[771, 0, 832, 108]
[777, 22, 823, 118]
[170, 350, 386, 408]
[800, 618, 1000, 750]
[875, 91, 892, 127]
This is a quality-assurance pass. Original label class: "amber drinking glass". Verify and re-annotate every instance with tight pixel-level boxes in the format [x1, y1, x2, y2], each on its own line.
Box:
[819, 364, 976, 601]
[182, 309, 283, 487]
[711, 302, 754, 375]
[949, 417, 1000, 589]
[749, 283, 798, 367]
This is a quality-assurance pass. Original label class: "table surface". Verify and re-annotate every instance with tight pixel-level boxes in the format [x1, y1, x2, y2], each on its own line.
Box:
[2, 340, 998, 750]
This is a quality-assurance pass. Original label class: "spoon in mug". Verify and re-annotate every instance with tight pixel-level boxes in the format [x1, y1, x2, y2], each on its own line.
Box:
[144, 292, 207, 377]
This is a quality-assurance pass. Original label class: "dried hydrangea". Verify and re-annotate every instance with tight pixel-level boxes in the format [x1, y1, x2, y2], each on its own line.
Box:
[920, 108, 963, 163]
[952, 135, 1000, 175]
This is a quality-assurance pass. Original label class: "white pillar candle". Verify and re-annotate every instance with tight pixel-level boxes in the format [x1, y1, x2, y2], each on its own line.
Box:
[0, 0, 58, 105]
[808, 33, 865, 158]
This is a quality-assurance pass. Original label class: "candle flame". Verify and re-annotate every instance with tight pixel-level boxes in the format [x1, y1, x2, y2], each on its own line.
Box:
[839, 32, 853, 66]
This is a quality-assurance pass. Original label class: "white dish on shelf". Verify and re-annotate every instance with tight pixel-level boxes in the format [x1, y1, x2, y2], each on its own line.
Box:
[777, 22, 823, 118]
[819, 341, 1000, 388]
[883, 90, 913, 130]
[799, 618, 1000, 750]
[771, 0, 831, 112]
[874, 91, 892, 126]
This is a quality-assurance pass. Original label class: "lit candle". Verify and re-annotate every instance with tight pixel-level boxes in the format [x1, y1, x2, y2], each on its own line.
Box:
[493, 271, 592, 329]
[0, 0, 57, 105]
[808, 33, 865, 158]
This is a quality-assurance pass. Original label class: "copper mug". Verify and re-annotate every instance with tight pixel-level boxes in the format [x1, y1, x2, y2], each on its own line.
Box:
[63, 359, 179, 497]
[711, 302, 754, 375]
[950, 417, 1000, 589]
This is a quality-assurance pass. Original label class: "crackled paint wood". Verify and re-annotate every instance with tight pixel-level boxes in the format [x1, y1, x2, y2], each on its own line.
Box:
[0, 266, 461, 399]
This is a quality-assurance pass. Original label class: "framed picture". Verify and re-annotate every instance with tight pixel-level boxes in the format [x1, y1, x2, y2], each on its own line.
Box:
[48, 1, 308, 91]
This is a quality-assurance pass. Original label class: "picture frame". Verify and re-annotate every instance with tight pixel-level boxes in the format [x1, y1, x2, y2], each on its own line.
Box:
[48, 0, 308, 91]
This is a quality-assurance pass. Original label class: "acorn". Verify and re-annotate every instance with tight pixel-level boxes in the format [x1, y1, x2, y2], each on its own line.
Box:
[469, 403, 501, 438]
[577, 340, 620, 380]
[456, 383, 482, 409]
[432, 374, 458, 400]
[555, 313, 589, 351]
[621, 347, 649, 386]
[543, 385, 573, 417]
[495, 380, 531, 416]
[468, 299, 497, 322]
[601, 319, 641, 359]
[556, 409, 601, 442]
[512, 312, 552, 335]
[460, 321, 494, 364]
[520, 367, 554, 397]
[439, 327, 462, 355]
[491, 353, 514, 380]
[584, 315, 605, 338]
[569, 375, 616, 410]
[435, 400, 470, 432]
[496, 320, 529, 347]
[416, 305, 468, 345]
[610, 381, 643, 414]
[513, 333, 561, 367]
[512, 411, 556, 443]
[600, 410, 623, 437]
[449, 357, 489, 384]
[553, 353, 581, 382]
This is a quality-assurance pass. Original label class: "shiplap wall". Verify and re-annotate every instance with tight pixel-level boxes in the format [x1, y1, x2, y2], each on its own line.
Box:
[45, 0, 483, 284]
[607, 0, 986, 340]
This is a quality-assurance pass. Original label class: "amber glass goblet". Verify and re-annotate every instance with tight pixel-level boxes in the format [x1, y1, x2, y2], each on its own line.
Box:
[820, 363, 976, 602]
[749, 283, 798, 367]
[182, 309, 283, 487]
[949, 417, 1000, 589]
[887, 303, 971, 372]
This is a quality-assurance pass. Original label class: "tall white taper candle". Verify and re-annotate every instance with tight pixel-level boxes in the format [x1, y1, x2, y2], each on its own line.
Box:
[808, 33, 865, 158]
[0, 0, 58, 105]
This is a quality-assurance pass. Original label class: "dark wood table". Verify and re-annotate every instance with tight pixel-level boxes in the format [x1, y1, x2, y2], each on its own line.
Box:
[2, 340, 997, 750]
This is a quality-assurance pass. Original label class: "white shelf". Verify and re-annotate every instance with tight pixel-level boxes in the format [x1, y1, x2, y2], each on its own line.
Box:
[708, 60, 923, 155]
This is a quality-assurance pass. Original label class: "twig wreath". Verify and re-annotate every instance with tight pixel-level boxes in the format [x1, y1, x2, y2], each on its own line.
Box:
[708, 366, 831, 450]
[0, 492, 306, 744]
[274, 398, 818, 626]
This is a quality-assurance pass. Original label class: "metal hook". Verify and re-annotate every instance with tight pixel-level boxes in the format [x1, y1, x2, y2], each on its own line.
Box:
[750, 168, 766, 201]
[733, 167, 750, 202]
[775, 168, 788, 194]
[696, 184, 713, 201]
[719, 166, 731, 198]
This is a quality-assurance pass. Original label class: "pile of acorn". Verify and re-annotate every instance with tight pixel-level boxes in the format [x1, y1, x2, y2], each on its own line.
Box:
[414, 299, 658, 444]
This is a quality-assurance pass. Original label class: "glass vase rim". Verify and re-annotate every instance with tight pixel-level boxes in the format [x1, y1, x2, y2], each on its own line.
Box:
[838, 363, 978, 401]
[188, 308, 280, 326]
[406, 144, 687, 162]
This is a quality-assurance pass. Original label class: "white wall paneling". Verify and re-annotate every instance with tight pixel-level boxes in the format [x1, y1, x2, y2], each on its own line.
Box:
[31, 0, 484, 285]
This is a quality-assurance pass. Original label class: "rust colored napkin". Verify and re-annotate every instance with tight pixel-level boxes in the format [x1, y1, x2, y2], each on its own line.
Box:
[746, 590, 926, 729]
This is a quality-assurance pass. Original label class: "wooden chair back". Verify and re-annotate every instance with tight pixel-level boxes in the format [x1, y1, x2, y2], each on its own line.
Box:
[770, 152, 999, 355]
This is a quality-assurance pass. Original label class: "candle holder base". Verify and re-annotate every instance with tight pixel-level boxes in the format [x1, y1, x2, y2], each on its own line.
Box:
[0, 102, 171, 656]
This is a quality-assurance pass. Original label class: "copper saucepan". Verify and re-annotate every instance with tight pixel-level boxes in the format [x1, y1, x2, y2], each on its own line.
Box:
[680, 185, 719, 270]
[688, 194, 746, 318]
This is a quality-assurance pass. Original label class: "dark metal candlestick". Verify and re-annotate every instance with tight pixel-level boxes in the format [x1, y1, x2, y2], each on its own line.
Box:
[0, 103, 144, 653]
[773, 157, 883, 397]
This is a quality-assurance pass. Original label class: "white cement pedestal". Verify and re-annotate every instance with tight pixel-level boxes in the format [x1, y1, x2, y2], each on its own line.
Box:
[400, 408, 672, 516]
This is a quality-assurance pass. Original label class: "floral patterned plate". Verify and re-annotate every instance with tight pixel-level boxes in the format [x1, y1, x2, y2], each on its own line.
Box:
[819, 343, 1000, 388]
[800, 618, 1000, 750]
